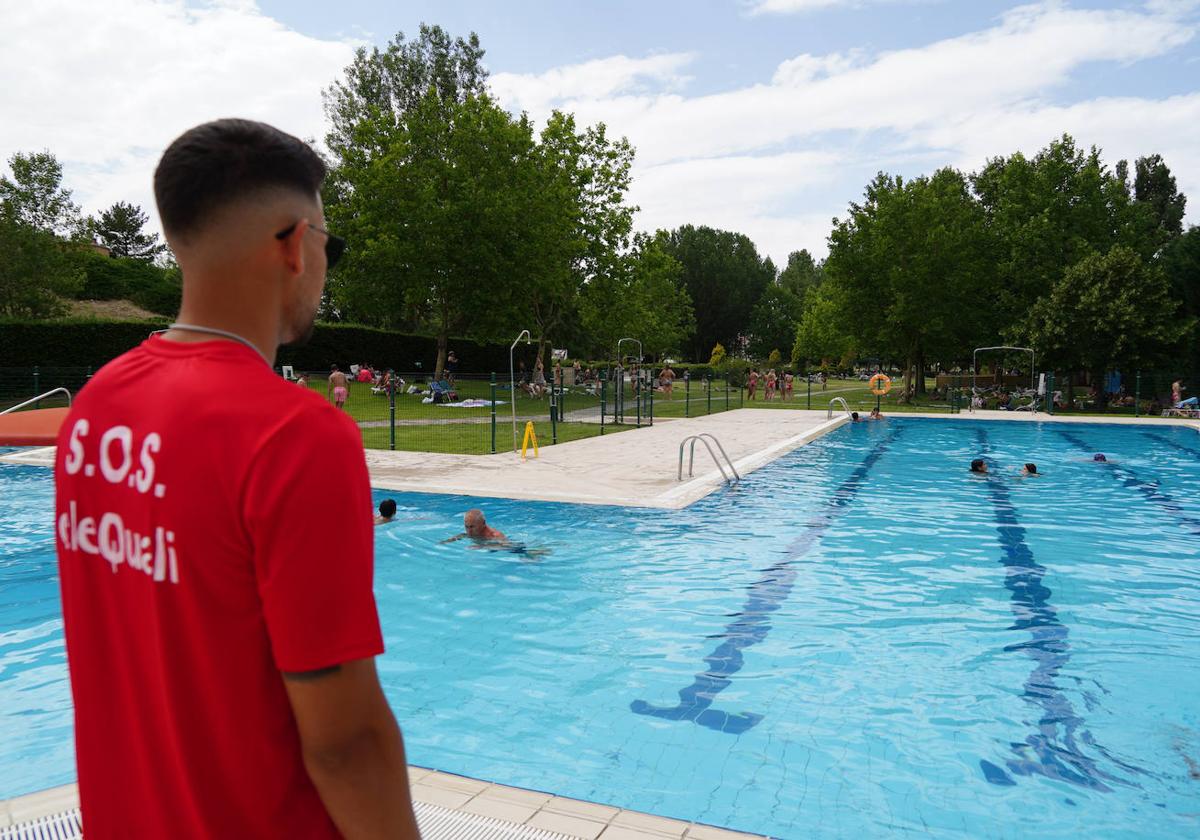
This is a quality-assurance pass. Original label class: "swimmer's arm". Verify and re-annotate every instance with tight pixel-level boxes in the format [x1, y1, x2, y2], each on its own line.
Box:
[440, 532, 467, 544]
[283, 657, 420, 840]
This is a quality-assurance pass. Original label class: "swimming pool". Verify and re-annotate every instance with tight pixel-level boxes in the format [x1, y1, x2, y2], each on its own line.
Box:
[2, 419, 1198, 838]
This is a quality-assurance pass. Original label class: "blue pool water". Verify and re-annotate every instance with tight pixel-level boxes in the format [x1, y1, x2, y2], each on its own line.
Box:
[2, 419, 1199, 838]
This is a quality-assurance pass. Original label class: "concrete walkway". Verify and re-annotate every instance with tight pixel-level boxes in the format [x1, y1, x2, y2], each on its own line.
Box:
[364, 409, 846, 508]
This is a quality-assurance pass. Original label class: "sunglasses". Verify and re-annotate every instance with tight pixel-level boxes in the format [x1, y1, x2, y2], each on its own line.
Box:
[275, 223, 347, 270]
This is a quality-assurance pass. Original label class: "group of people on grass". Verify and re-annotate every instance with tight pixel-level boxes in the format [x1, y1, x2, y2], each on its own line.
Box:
[746, 368, 795, 401]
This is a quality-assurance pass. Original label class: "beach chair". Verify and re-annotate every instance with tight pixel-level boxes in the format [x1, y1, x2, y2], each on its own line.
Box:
[280, 365, 296, 381]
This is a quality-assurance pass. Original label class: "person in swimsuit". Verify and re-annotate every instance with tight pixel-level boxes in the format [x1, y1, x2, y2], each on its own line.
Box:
[765, 369, 777, 400]
[374, 499, 397, 525]
[1172, 380, 1199, 409]
[659, 364, 675, 398]
[1020, 463, 1040, 477]
[868, 407, 883, 420]
[783, 371, 794, 400]
[970, 459, 988, 474]
[747, 368, 759, 400]
[443, 509, 507, 544]
[328, 365, 349, 410]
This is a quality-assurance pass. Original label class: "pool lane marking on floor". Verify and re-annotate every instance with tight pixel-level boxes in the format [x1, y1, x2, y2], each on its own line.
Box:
[1144, 430, 1200, 460]
[974, 428, 1133, 792]
[1056, 429, 1200, 536]
[630, 425, 901, 735]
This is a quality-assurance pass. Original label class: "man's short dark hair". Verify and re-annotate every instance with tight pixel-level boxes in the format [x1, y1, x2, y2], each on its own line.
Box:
[379, 499, 397, 518]
[970, 459, 986, 472]
[154, 118, 326, 236]
[1024, 463, 1038, 474]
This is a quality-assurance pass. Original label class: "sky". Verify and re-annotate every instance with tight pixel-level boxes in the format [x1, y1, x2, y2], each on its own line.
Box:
[2, 0, 1198, 263]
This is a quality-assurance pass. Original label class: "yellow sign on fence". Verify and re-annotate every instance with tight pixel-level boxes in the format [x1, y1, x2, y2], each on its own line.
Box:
[521, 421, 539, 460]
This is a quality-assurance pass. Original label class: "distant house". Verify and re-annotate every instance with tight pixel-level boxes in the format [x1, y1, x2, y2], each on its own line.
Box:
[88, 240, 111, 257]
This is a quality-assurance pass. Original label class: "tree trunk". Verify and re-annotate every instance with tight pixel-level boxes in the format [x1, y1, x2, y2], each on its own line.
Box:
[899, 355, 914, 404]
[915, 347, 927, 395]
[434, 331, 447, 380]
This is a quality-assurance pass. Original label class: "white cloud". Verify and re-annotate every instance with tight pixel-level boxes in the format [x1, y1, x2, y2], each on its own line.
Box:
[490, 53, 693, 117]
[494, 1, 1199, 260]
[0, 0, 361, 229]
[746, 0, 939, 15]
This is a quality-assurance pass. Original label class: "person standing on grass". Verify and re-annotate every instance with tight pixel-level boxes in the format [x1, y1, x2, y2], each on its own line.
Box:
[660, 364, 675, 398]
[328, 363, 349, 410]
[765, 369, 777, 400]
[783, 370, 794, 400]
[53, 119, 419, 840]
[747, 368, 759, 400]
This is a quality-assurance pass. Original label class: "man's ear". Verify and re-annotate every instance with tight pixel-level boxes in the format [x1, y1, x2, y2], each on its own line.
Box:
[279, 218, 310, 276]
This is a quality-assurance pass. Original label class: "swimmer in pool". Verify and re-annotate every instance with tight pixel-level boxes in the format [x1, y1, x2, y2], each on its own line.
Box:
[1020, 462, 1040, 477]
[970, 458, 988, 474]
[374, 498, 397, 525]
[868, 407, 883, 420]
[442, 508, 507, 544]
[1093, 453, 1108, 462]
[851, 411, 861, 422]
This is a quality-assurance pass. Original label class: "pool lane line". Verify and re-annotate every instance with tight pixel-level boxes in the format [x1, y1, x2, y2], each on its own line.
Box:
[630, 424, 902, 735]
[973, 428, 1130, 792]
[1055, 429, 1200, 536]
[1144, 430, 1200, 460]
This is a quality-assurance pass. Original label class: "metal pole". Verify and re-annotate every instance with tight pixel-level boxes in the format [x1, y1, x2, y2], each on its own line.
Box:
[636, 366, 642, 428]
[725, 378, 730, 411]
[807, 372, 812, 409]
[649, 378, 654, 426]
[490, 373, 497, 453]
[550, 386, 558, 445]
[600, 375, 606, 435]
[707, 376, 712, 414]
[1135, 370, 1141, 418]
[685, 371, 690, 418]
[33, 366, 40, 408]
[1047, 372, 1055, 416]
[510, 330, 531, 454]
[389, 378, 396, 451]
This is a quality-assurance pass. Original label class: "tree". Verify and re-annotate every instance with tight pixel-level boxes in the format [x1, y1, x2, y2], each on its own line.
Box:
[0, 206, 84, 316]
[658, 225, 775, 361]
[1025, 246, 1191, 401]
[792, 286, 851, 369]
[91, 201, 164, 261]
[523, 113, 637, 363]
[1161, 226, 1200, 377]
[0, 151, 83, 237]
[778, 249, 823, 299]
[825, 168, 995, 398]
[323, 24, 487, 172]
[746, 282, 803, 358]
[578, 234, 693, 360]
[1134, 154, 1186, 242]
[326, 91, 535, 373]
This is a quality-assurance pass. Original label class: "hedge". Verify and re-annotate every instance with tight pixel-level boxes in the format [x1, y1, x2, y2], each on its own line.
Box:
[0, 319, 517, 374]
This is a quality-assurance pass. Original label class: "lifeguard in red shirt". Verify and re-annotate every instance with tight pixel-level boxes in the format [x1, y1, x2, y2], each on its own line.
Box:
[54, 119, 419, 840]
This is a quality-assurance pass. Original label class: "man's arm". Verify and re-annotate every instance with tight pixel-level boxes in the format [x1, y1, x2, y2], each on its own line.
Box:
[284, 657, 420, 840]
[439, 532, 466, 544]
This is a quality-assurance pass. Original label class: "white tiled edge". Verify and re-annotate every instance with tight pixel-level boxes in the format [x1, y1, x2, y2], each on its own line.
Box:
[0, 772, 769, 839]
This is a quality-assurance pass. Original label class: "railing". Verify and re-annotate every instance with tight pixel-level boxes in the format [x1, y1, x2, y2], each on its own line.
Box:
[0, 388, 72, 415]
[827, 397, 851, 419]
[678, 433, 741, 484]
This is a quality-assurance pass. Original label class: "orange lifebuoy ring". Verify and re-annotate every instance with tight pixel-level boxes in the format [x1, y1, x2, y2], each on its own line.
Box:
[869, 373, 892, 396]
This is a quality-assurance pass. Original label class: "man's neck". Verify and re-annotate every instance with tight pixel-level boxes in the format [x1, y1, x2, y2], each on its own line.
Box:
[168, 302, 280, 367]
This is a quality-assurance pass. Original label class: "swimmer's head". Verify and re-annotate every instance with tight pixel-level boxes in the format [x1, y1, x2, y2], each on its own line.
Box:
[970, 459, 987, 473]
[1094, 453, 1107, 462]
[851, 412, 860, 421]
[1023, 463, 1037, 474]
[378, 499, 397, 518]
[464, 508, 487, 536]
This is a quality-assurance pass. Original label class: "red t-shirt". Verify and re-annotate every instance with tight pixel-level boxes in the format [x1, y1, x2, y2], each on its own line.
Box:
[54, 336, 383, 839]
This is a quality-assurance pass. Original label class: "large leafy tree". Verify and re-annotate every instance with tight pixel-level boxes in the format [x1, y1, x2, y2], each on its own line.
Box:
[746, 281, 803, 359]
[825, 168, 995, 397]
[778, 249, 823, 299]
[522, 113, 636, 363]
[327, 91, 535, 372]
[579, 233, 693, 360]
[792, 285, 851, 369]
[1134, 153, 1186, 243]
[0, 206, 84, 316]
[658, 225, 774, 361]
[0, 151, 83, 238]
[1161, 226, 1200, 377]
[1025, 246, 1190, 400]
[90, 201, 164, 261]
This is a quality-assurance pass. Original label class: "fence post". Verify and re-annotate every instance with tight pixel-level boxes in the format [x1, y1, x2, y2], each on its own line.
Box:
[1135, 370, 1141, 418]
[636, 372, 642, 428]
[806, 374, 812, 409]
[685, 371, 690, 418]
[389, 378, 396, 451]
[33, 366, 40, 407]
[725, 379, 730, 411]
[648, 380, 654, 426]
[602, 375, 609, 434]
[550, 385, 558, 444]
[490, 373, 497, 453]
[740, 383, 744, 407]
[707, 376, 712, 414]
[1046, 373, 1055, 416]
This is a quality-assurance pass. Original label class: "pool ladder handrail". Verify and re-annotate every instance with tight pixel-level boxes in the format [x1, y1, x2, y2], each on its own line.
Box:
[827, 397, 851, 419]
[1, 387, 72, 415]
[678, 433, 741, 484]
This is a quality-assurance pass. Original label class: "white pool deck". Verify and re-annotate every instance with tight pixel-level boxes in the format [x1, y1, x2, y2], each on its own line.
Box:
[3, 408, 1198, 838]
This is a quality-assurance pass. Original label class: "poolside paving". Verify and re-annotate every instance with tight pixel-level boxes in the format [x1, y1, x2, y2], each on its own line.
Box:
[364, 408, 847, 508]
